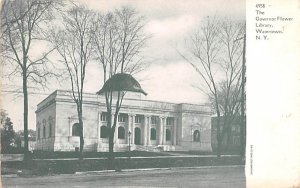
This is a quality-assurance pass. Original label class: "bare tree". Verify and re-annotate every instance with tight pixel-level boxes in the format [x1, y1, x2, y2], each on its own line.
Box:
[50, 5, 95, 159]
[0, 109, 8, 127]
[216, 19, 245, 156]
[209, 81, 242, 151]
[181, 16, 245, 157]
[93, 6, 148, 164]
[1, 0, 61, 158]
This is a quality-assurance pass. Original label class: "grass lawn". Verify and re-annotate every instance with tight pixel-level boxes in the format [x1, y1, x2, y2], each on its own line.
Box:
[2, 153, 244, 176]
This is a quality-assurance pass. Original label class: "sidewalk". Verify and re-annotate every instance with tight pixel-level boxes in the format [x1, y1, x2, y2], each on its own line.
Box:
[1, 165, 245, 178]
[31, 154, 240, 161]
[75, 165, 245, 175]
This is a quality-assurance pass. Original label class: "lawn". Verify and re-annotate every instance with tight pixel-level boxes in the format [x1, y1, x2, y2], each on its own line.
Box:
[2, 153, 245, 176]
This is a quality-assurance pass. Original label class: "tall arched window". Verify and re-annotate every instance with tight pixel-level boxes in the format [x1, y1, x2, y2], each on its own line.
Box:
[42, 119, 46, 138]
[100, 126, 108, 138]
[166, 129, 171, 141]
[72, 123, 80, 136]
[48, 117, 53, 138]
[37, 122, 40, 140]
[37, 122, 41, 140]
[150, 128, 156, 140]
[193, 130, 200, 142]
[118, 126, 125, 139]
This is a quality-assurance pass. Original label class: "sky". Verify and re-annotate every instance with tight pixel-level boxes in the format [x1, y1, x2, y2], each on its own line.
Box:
[1, 0, 245, 130]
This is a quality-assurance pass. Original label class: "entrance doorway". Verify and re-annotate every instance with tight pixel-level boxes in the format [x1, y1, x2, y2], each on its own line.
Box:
[193, 130, 200, 142]
[134, 127, 141, 145]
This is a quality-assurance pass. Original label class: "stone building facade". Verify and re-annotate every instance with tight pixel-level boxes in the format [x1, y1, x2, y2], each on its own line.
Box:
[35, 90, 212, 152]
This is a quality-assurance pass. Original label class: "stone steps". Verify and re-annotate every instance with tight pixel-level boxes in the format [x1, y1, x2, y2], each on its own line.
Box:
[134, 145, 163, 152]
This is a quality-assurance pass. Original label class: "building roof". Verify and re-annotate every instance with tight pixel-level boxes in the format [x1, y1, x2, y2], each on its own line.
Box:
[96, 73, 147, 96]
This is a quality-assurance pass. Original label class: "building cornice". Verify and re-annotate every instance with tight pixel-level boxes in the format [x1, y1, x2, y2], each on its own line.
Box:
[36, 90, 212, 114]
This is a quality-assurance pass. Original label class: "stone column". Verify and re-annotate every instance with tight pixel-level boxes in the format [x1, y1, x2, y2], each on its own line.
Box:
[143, 115, 148, 145]
[129, 114, 135, 144]
[97, 113, 102, 152]
[162, 117, 167, 145]
[68, 118, 72, 136]
[98, 112, 102, 140]
[146, 116, 151, 145]
[97, 113, 101, 152]
[159, 117, 164, 145]
[173, 118, 177, 145]
[126, 115, 130, 144]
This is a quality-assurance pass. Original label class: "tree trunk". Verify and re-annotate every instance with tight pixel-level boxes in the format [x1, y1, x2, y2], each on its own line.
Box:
[108, 127, 115, 169]
[216, 111, 221, 158]
[22, 70, 30, 161]
[79, 117, 84, 159]
[108, 132, 114, 158]
[78, 105, 84, 159]
[106, 110, 114, 169]
[108, 112, 119, 169]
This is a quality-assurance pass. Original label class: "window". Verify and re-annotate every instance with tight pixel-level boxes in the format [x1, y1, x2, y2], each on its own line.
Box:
[135, 115, 143, 123]
[150, 128, 156, 140]
[166, 117, 174, 125]
[43, 126, 46, 138]
[49, 122, 52, 138]
[233, 136, 240, 145]
[151, 116, 158, 125]
[193, 130, 200, 142]
[48, 117, 53, 138]
[38, 128, 40, 140]
[118, 126, 125, 139]
[37, 122, 40, 140]
[118, 114, 127, 122]
[72, 123, 80, 136]
[101, 112, 107, 121]
[166, 129, 171, 141]
[43, 119, 46, 138]
[100, 126, 108, 138]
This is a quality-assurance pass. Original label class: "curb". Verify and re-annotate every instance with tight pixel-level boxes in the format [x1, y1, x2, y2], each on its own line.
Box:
[75, 165, 244, 175]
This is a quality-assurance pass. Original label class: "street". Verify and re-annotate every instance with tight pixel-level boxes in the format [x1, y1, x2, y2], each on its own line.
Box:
[2, 166, 245, 188]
